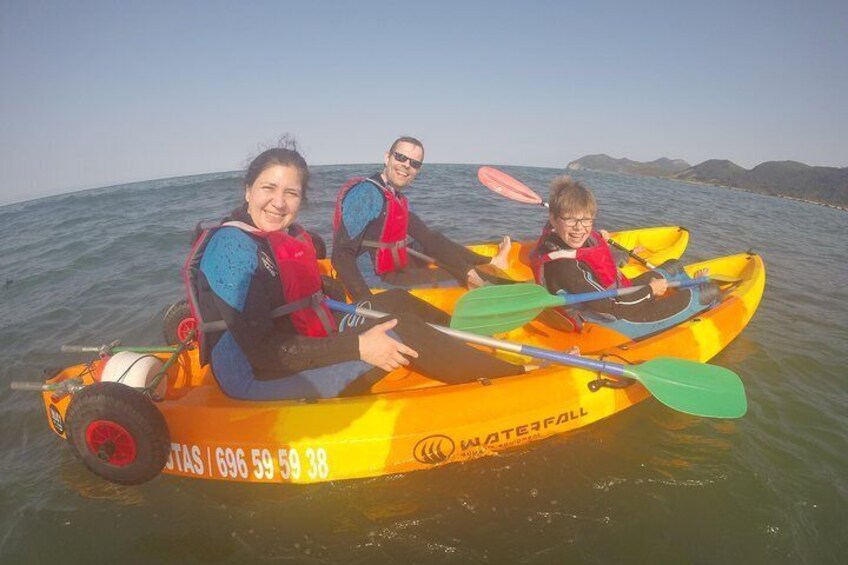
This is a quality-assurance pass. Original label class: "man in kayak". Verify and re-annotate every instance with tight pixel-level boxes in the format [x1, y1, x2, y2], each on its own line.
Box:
[184, 140, 524, 400]
[332, 136, 512, 299]
[530, 176, 719, 336]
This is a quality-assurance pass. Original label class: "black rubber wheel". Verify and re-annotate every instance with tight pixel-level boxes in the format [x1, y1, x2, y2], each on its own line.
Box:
[65, 382, 170, 485]
[163, 300, 196, 345]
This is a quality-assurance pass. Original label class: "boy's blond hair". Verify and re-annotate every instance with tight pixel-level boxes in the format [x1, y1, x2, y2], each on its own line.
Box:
[548, 176, 597, 219]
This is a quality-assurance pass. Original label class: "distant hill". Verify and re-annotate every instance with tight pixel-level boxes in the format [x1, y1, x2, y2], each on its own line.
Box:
[567, 154, 848, 209]
[674, 160, 848, 208]
[673, 159, 748, 185]
[567, 154, 690, 177]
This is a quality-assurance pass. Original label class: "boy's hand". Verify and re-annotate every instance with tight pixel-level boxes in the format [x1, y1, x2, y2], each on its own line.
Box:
[649, 278, 668, 297]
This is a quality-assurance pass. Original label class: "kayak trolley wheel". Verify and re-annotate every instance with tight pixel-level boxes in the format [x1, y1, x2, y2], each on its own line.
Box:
[163, 300, 196, 345]
[65, 382, 170, 485]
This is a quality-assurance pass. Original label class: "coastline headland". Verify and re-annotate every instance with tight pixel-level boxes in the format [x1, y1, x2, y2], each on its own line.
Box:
[566, 154, 848, 211]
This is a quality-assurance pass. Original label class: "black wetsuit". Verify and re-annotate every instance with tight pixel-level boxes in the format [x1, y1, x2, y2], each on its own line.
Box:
[535, 231, 695, 322]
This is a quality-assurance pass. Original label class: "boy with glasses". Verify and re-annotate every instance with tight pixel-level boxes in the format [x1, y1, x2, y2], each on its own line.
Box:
[530, 176, 719, 337]
[332, 136, 511, 299]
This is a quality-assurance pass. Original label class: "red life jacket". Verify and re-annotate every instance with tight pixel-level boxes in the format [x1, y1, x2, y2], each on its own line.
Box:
[257, 224, 335, 337]
[528, 228, 582, 332]
[183, 221, 334, 362]
[530, 227, 631, 289]
[333, 176, 410, 275]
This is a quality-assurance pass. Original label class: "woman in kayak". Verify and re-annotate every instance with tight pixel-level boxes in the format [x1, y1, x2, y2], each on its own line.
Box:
[332, 136, 513, 300]
[184, 140, 524, 400]
[530, 176, 719, 336]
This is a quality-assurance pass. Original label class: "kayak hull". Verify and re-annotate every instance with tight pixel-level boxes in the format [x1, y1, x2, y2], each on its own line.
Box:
[37, 251, 764, 485]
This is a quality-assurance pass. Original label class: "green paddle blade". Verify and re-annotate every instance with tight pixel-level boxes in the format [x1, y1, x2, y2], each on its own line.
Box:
[625, 357, 747, 418]
[450, 283, 563, 334]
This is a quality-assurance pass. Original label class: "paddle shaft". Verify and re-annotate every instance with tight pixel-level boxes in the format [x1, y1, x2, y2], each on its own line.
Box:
[407, 247, 437, 265]
[448, 276, 714, 336]
[405, 241, 517, 284]
[561, 276, 709, 306]
[325, 299, 629, 378]
[606, 238, 656, 269]
[327, 297, 748, 419]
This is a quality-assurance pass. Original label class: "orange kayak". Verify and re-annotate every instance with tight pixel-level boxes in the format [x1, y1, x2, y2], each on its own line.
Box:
[24, 248, 763, 485]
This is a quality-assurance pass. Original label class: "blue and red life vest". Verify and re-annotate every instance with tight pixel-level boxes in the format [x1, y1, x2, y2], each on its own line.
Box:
[183, 221, 334, 363]
[333, 176, 410, 275]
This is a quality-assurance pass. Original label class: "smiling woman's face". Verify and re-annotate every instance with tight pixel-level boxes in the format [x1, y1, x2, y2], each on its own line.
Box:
[244, 164, 303, 232]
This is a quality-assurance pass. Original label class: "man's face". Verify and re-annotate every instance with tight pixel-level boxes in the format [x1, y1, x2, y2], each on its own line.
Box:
[383, 141, 424, 189]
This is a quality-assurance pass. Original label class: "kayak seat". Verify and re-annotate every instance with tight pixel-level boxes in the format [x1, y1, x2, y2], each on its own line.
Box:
[535, 308, 585, 333]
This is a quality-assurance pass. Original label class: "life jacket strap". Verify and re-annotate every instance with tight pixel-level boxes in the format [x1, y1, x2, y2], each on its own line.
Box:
[200, 291, 332, 336]
[269, 289, 324, 318]
[362, 239, 408, 268]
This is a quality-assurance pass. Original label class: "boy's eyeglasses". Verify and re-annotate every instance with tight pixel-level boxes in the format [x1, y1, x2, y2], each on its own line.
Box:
[392, 151, 423, 170]
[560, 217, 594, 227]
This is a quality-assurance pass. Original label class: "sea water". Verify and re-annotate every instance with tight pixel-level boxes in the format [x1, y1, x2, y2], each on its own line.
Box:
[0, 164, 846, 563]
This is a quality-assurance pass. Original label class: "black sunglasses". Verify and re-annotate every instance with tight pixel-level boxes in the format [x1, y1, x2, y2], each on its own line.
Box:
[392, 151, 423, 170]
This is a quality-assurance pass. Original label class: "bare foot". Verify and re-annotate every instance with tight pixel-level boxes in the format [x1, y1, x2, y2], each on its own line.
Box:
[490, 236, 512, 271]
[694, 268, 710, 278]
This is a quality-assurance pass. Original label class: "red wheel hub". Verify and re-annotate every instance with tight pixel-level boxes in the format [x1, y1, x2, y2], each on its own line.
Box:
[176, 317, 197, 342]
[86, 420, 137, 466]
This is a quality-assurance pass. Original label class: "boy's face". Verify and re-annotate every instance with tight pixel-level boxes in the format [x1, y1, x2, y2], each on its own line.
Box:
[551, 208, 594, 248]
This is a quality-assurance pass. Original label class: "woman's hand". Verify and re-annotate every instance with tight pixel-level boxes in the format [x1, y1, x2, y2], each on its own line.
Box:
[649, 277, 669, 297]
[358, 319, 419, 371]
[600, 229, 611, 240]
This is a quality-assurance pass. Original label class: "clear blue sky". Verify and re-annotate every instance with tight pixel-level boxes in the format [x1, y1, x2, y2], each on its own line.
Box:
[1, 0, 846, 205]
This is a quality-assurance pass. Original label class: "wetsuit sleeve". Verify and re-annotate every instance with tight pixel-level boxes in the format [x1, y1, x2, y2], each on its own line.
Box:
[202, 229, 361, 378]
[264, 332, 361, 377]
[542, 257, 654, 316]
[406, 212, 488, 280]
[331, 182, 385, 299]
[543, 259, 607, 309]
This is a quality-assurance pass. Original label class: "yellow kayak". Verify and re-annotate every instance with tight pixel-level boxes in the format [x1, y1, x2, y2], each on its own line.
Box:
[317, 225, 690, 282]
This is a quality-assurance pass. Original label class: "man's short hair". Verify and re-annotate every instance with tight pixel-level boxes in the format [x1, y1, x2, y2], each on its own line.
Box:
[389, 136, 424, 156]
